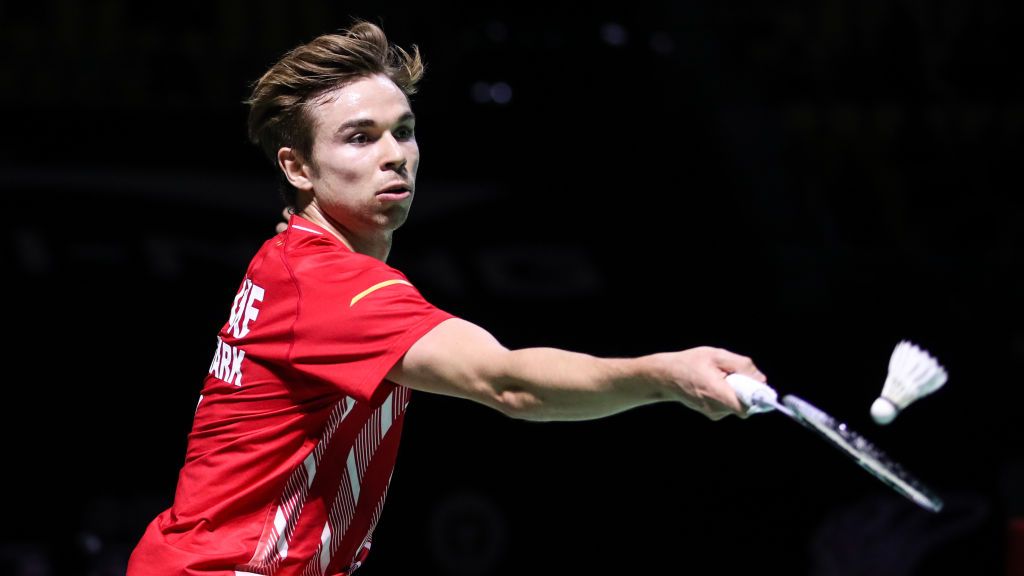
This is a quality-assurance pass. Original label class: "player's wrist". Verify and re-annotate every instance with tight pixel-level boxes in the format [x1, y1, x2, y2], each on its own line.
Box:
[621, 354, 681, 403]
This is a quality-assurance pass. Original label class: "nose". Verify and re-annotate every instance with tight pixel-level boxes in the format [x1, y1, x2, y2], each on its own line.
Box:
[380, 131, 407, 172]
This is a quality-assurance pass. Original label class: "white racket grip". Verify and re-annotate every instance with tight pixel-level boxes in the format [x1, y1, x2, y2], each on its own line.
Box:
[725, 373, 778, 415]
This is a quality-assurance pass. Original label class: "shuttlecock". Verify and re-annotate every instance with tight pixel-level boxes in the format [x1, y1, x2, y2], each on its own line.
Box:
[871, 340, 948, 425]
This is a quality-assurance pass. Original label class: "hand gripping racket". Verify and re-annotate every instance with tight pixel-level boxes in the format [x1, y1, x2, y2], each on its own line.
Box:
[726, 373, 943, 513]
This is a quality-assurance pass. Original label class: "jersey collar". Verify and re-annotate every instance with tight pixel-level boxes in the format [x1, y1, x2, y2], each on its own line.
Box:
[286, 213, 353, 252]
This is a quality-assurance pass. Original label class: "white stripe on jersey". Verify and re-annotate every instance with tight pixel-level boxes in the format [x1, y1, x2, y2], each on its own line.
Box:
[303, 387, 409, 575]
[241, 397, 355, 572]
[303, 451, 317, 489]
[274, 508, 289, 559]
[381, 394, 393, 438]
[346, 450, 361, 502]
[318, 523, 332, 574]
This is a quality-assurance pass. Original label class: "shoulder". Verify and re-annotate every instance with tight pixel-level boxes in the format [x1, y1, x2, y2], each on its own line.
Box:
[278, 237, 411, 304]
[285, 237, 404, 282]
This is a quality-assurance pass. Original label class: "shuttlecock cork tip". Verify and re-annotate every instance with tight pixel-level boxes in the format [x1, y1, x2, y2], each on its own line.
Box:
[871, 397, 897, 425]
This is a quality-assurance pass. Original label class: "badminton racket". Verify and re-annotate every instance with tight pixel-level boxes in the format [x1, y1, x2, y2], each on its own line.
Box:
[727, 373, 943, 513]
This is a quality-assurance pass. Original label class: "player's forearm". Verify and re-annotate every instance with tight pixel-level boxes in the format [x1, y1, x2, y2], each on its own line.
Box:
[486, 348, 676, 421]
[392, 319, 751, 421]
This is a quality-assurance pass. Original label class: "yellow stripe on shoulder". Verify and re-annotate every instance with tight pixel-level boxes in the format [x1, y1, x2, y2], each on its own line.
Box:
[350, 279, 413, 307]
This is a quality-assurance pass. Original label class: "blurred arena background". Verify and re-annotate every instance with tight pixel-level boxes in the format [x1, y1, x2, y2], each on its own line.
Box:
[2, 1, 1022, 574]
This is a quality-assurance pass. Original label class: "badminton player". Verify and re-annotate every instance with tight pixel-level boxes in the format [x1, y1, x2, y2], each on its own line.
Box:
[126, 21, 766, 576]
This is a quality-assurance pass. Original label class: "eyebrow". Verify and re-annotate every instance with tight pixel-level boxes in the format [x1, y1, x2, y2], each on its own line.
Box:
[335, 112, 416, 133]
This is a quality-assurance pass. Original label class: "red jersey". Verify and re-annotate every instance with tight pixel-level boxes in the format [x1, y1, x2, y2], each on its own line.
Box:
[129, 214, 454, 576]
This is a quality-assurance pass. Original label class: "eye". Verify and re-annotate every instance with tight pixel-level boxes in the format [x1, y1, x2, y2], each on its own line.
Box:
[349, 132, 370, 144]
[394, 126, 415, 140]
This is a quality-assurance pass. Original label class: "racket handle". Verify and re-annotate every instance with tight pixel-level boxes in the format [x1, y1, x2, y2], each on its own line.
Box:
[725, 373, 778, 415]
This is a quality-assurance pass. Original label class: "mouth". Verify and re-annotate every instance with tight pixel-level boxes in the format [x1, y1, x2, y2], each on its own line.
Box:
[377, 183, 413, 201]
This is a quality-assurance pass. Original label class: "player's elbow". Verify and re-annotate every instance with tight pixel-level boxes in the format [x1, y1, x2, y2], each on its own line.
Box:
[488, 384, 547, 421]
[460, 369, 542, 420]
[457, 347, 553, 421]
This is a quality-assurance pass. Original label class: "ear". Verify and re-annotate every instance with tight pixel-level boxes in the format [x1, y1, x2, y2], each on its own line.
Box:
[277, 147, 315, 191]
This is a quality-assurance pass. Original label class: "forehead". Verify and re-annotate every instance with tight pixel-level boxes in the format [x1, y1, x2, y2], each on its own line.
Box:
[311, 74, 412, 128]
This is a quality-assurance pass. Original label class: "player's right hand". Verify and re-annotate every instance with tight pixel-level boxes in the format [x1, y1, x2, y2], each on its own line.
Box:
[655, 346, 765, 420]
[275, 206, 292, 234]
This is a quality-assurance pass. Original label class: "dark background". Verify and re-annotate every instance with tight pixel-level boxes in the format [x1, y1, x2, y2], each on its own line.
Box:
[3, 1, 1022, 575]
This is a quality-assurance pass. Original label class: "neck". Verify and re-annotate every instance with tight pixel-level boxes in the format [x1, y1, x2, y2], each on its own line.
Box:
[297, 204, 392, 262]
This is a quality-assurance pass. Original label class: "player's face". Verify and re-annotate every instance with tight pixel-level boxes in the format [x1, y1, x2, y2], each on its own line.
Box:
[305, 74, 419, 235]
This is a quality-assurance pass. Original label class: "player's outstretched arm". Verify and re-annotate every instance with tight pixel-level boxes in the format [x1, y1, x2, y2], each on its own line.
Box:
[386, 318, 765, 422]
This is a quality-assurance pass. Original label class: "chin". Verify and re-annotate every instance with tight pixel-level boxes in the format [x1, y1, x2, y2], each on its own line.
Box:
[377, 210, 410, 231]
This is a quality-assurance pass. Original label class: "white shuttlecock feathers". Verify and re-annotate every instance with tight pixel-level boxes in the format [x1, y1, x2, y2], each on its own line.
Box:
[871, 340, 948, 425]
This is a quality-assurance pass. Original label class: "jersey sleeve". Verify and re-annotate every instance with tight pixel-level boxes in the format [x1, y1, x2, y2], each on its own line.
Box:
[287, 249, 455, 402]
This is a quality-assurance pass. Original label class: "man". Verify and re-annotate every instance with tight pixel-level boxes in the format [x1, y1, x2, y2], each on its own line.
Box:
[128, 21, 766, 576]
